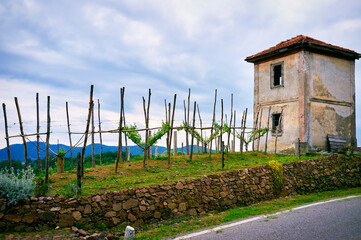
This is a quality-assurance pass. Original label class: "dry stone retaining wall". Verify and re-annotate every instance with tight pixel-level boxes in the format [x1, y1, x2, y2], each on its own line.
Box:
[0, 155, 360, 232]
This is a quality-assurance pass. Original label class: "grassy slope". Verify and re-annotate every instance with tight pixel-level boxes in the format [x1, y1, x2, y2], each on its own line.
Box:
[49, 152, 323, 197]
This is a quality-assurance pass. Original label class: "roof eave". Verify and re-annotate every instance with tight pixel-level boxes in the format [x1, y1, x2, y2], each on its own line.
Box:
[245, 42, 361, 63]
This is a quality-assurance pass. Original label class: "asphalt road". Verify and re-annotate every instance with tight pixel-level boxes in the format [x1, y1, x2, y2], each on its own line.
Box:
[172, 196, 361, 240]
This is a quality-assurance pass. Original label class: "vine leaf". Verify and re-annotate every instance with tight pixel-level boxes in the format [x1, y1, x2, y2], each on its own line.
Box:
[121, 122, 169, 150]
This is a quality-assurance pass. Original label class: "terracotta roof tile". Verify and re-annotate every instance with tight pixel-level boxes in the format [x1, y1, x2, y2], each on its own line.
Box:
[245, 35, 360, 62]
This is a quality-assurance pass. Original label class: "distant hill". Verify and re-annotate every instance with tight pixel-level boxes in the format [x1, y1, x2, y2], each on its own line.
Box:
[0, 142, 170, 162]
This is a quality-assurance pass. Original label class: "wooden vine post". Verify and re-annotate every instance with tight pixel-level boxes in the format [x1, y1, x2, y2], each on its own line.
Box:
[148, 131, 152, 159]
[165, 99, 170, 159]
[36, 93, 42, 173]
[173, 131, 177, 156]
[116, 87, 124, 173]
[220, 99, 224, 154]
[66, 101, 73, 170]
[57, 152, 64, 173]
[81, 85, 94, 176]
[274, 108, 283, 154]
[2, 103, 11, 169]
[264, 106, 272, 152]
[45, 96, 51, 184]
[240, 108, 248, 155]
[189, 101, 196, 161]
[122, 100, 128, 161]
[209, 89, 217, 158]
[197, 104, 203, 153]
[166, 103, 171, 160]
[252, 109, 260, 152]
[91, 101, 95, 168]
[221, 141, 225, 169]
[233, 110, 236, 152]
[186, 88, 190, 154]
[168, 94, 177, 164]
[97, 99, 103, 165]
[142, 89, 151, 168]
[14, 97, 27, 169]
[227, 94, 233, 156]
[257, 107, 263, 151]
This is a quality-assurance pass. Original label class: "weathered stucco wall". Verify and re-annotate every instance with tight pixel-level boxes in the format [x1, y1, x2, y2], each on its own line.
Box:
[254, 51, 302, 153]
[307, 52, 356, 149]
[0, 156, 360, 232]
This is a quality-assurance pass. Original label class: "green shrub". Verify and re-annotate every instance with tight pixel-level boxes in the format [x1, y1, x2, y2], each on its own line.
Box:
[34, 177, 49, 197]
[0, 167, 36, 205]
[267, 160, 284, 195]
[97, 222, 107, 231]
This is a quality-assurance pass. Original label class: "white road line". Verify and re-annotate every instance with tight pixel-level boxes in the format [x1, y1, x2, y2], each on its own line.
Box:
[172, 195, 360, 240]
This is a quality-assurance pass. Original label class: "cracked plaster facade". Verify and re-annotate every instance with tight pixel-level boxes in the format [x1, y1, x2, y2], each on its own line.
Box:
[246, 36, 360, 153]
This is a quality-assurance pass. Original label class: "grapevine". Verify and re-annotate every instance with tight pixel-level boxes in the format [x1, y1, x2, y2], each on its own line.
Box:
[121, 122, 169, 149]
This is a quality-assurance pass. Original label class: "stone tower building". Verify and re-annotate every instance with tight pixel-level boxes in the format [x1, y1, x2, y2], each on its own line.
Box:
[245, 35, 360, 153]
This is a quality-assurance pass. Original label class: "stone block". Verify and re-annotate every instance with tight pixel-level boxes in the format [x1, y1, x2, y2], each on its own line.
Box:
[123, 199, 138, 210]
[58, 214, 74, 227]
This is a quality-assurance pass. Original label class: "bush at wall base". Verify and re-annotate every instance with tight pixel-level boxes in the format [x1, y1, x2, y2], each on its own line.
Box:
[0, 167, 35, 205]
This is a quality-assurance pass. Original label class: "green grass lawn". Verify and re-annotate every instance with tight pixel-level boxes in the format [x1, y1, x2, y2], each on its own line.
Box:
[49, 152, 324, 197]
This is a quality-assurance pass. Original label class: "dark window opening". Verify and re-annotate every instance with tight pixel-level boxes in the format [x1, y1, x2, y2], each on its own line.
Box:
[272, 113, 282, 132]
[273, 64, 282, 86]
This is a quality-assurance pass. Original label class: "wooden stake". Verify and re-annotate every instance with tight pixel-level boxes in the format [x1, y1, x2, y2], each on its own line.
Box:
[97, 99, 103, 165]
[233, 110, 236, 152]
[187, 88, 190, 154]
[148, 131, 152, 159]
[168, 94, 177, 164]
[165, 99, 169, 160]
[116, 87, 124, 172]
[221, 141, 225, 169]
[167, 103, 171, 161]
[2, 103, 11, 169]
[227, 94, 233, 155]
[220, 99, 224, 154]
[127, 147, 130, 161]
[14, 97, 27, 169]
[264, 106, 271, 153]
[274, 108, 283, 154]
[257, 107, 263, 152]
[142, 89, 151, 168]
[190, 101, 196, 161]
[36, 93, 42, 173]
[240, 108, 248, 155]
[252, 109, 260, 152]
[155, 145, 158, 157]
[91, 101, 95, 168]
[173, 131, 177, 156]
[181, 142, 184, 155]
[197, 104, 203, 153]
[239, 110, 244, 154]
[215, 137, 218, 152]
[196, 139, 199, 153]
[76, 152, 82, 196]
[122, 100, 128, 157]
[82, 85, 94, 176]
[209, 89, 217, 158]
[66, 101, 73, 170]
[45, 96, 51, 184]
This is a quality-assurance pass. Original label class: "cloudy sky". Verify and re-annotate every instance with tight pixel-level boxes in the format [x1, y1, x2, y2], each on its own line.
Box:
[1, 0, 361, 149]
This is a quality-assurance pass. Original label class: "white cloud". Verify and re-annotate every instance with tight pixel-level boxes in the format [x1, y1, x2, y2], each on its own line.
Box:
[0, 0, 361, 148]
